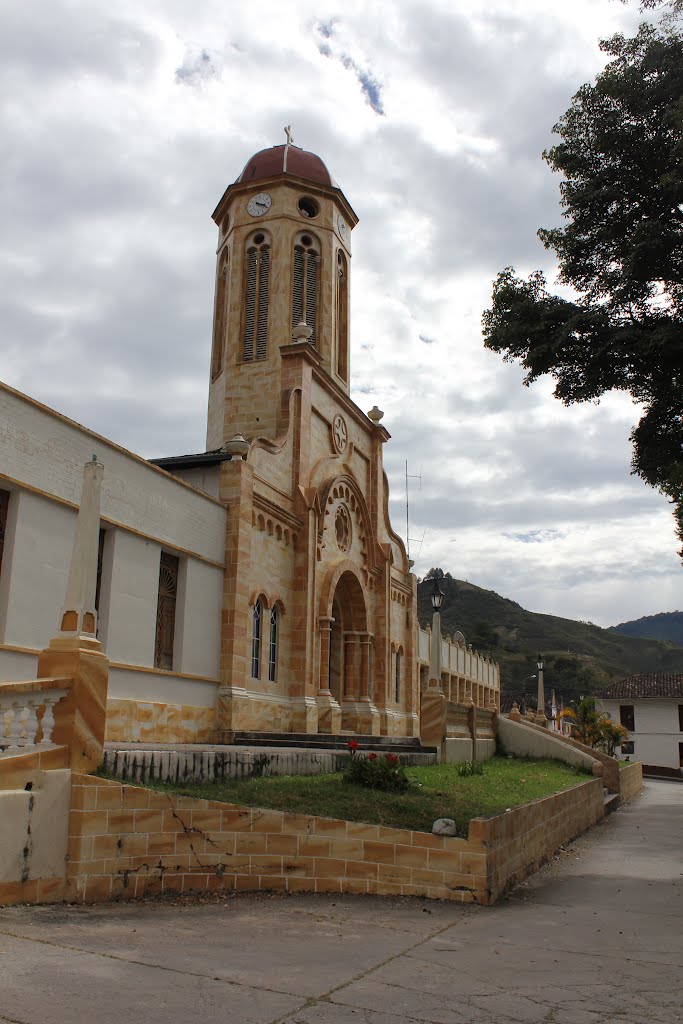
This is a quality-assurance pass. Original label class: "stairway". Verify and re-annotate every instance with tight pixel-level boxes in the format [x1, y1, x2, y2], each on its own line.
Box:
[225, 731, 438, 755]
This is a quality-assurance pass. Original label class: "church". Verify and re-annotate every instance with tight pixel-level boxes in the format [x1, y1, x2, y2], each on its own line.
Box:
[0, 136, 499, 746]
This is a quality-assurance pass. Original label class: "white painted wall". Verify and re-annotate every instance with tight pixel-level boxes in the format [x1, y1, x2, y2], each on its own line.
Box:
[599, 698, 683, 771]
[0, 490, 73, 649]
[174, 558, 223, 679]
[0, 382, 226, 562]
[0, 383, 227, 701]
[108, 669, 218, 706]
[104, 531, 160, 666]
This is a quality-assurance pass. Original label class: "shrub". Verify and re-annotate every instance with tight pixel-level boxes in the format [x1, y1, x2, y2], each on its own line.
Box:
[455, 760, 484, 777]
[344, 744, 409, 793]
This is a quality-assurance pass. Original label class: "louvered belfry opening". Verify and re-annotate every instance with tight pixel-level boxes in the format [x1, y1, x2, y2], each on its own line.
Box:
[292, 234, 319, 346]
[242, 235, 270, 361]
[155, 552, 179, 670]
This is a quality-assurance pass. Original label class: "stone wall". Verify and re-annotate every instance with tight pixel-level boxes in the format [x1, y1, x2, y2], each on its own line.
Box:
[55, 772, 605, 908]
[619, 761, 643, 803]
[478, 778, 605, 899]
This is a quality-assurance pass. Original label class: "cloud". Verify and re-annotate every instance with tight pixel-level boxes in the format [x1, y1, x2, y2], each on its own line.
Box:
[0, 0, 679, 631]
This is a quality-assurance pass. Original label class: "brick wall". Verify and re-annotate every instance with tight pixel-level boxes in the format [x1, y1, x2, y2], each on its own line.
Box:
[479, 778, 604, 899]
[619, 761, 643, 802]
[67, 775, 489, 904]
[64, 774, 606, 907]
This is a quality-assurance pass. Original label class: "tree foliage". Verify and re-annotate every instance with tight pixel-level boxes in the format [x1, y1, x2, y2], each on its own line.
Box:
[559, 697, 629, 754]
[482, 25, 683, 557]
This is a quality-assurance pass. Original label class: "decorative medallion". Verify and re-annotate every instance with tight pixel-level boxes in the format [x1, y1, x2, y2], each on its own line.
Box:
[332, 413, 348, 454]
[335, 503, 352, 552]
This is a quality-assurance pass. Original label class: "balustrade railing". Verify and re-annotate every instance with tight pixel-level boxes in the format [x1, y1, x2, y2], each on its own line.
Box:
[0, 679, 72, 757]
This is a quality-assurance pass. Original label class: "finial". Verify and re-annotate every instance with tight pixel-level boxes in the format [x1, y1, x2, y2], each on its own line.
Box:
[292, 319, 313, 343]
[367, 405, 384, 423]
[284, 125, 294, 146]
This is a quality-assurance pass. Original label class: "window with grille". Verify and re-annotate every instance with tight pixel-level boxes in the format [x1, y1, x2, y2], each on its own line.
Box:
[211, 249, 230, 378]
[292, 234, 319, 346]
[155, 552, 179, 670]
[252, 600, 262, 678]
[95, 528, 106, 638]
[336, 249, 348, 381]
[268, 607, 278, 682]
[0, 489, 9, 576]
[243, 236, 270, 361]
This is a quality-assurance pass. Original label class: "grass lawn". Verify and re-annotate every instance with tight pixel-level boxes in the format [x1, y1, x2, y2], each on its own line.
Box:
[119, 756, 589, 836]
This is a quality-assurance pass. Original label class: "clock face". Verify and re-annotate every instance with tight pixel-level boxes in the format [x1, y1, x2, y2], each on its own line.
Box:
[337, 215, 348, 242]
[247, 192, 272, 217]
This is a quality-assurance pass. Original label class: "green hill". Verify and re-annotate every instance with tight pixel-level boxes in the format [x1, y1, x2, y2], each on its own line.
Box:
[416, 571, 683, 703]
[608, 611, 683, 646]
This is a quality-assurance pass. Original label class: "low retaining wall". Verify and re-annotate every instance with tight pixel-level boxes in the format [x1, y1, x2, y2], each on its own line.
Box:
[619, 762, 643, 802]
[101, 747, 436, 785]
[480, 778, 604, 898]
[52, 772, 604, 908]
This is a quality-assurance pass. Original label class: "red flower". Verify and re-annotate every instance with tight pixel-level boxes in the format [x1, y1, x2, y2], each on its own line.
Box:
[368, 752, 378, 761]
[387, 753, 398, 764]
[348, 739, 359, 751]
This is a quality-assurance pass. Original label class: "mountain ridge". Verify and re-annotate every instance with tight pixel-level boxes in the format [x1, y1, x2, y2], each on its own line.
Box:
[416, 571, 683, 703]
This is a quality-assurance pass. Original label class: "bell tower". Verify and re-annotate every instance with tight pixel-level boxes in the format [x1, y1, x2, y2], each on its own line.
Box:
[206, 131, 358, 448]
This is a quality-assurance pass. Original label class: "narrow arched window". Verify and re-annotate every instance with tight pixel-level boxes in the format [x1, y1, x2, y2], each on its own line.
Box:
[243, 234, 270, 361]
[395, 648, 402, 703]
[211, 248, 230, 379]
[336, 249, 348, 381]
[268, 607, 278, 682]
[292, 233, 320, 346]
[251, 600, 262, 678]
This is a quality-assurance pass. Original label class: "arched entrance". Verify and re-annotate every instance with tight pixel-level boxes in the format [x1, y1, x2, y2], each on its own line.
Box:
[328, 570, 367, 703]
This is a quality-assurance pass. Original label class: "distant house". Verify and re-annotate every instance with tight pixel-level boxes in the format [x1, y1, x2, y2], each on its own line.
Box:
[597, 675, 683, 776]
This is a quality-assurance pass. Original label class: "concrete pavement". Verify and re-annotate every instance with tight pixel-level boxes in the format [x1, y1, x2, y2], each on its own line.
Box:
[0, 780, 680, 1024]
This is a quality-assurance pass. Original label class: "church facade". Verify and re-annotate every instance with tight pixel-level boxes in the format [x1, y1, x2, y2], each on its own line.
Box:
[0, 139, 499, 745]
[156, 140, 419, 738]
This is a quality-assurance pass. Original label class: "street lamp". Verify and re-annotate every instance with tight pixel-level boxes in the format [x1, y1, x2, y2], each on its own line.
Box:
[535, 654, 548, 728]
[428, 578, 445, 689]
[430, 578, 444, 611]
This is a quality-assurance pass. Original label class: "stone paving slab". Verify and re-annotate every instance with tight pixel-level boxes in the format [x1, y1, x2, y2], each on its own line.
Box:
[0, 780, 680, 1024]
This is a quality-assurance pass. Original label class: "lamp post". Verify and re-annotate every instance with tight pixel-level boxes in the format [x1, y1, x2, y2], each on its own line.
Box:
[535, 654, 548, 727]
[428, 577, 444, 690]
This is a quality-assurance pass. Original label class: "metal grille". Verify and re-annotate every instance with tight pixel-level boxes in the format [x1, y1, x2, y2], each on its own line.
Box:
[155, 552, 179, 671]
[336, 252, 348, 380]
[306, 253, 318, 344]
[211, 252, 229, 378]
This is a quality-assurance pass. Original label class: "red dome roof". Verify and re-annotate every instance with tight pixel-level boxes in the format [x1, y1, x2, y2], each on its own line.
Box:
[236, 145, 336, 188]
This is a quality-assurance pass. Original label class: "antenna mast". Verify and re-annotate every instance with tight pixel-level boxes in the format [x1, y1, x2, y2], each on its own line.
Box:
[405, 461, 422, 561]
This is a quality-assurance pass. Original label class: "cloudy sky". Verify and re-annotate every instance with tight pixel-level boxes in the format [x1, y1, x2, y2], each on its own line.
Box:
[2, 0, 681, 628]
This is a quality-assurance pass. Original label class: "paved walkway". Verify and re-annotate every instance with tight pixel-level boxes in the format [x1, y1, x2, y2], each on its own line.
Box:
[0, 780, 680, 1024]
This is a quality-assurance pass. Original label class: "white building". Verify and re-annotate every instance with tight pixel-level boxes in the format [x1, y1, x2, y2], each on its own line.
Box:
[598, 674, 683, 775]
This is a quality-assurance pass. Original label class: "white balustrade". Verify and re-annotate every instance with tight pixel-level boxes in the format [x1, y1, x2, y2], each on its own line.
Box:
[0, 687, 69, 756]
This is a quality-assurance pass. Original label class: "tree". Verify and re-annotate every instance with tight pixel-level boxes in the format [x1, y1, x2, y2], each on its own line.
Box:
[559, 697, 629, 754]
[482, 25, 683, 558]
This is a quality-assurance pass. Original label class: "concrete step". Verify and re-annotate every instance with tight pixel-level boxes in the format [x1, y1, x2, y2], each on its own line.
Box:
[230, 731, 437, 754]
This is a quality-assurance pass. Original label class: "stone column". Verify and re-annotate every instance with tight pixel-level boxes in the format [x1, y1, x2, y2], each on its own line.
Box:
[428, 609, 442, 689]
[359, 632, 372, 702]
[316, 616, 341, 734]
[38, 457, 109, 773]
[343, 634, 358, 700]
[316, 617, 332, 693]
[59, 456, 103, 637]
[535, 661, 548, 728]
